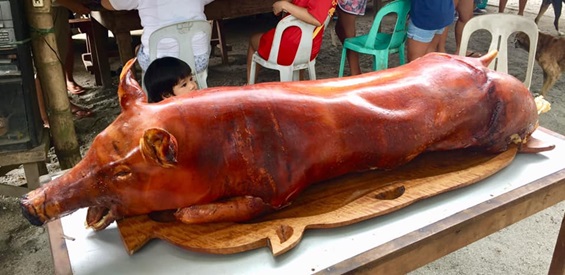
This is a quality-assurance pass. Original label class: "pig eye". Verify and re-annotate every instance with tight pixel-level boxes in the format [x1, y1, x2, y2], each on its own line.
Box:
[113, 166, 132, 180]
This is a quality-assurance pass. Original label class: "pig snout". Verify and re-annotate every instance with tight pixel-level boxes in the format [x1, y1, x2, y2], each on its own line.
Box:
[20, 191, 49, 226]
[20, 201, 43, 226]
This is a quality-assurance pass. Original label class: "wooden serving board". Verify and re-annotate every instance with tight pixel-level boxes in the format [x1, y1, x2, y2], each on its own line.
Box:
[117, 147, 518, 256]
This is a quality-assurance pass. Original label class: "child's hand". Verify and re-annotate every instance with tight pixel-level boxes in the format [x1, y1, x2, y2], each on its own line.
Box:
[272, 1, 287, 16]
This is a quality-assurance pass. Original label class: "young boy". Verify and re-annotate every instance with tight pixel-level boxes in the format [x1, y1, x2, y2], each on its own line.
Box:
[143, 57, 198, 103]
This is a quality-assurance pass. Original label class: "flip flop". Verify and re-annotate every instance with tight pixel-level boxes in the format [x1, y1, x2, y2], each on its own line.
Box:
[67, 85, 87, 95]
[466, 51, 482, 58]
[72, 108, 94, 119]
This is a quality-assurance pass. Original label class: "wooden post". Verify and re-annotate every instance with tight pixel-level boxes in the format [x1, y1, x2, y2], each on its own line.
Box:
[23, 0, 81, 169]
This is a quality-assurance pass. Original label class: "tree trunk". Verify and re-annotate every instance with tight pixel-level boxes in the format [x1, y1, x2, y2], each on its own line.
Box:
[23, 0, 81, 169]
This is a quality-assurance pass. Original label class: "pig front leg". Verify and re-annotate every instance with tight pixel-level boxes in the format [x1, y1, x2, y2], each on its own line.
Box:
[174, 196, 274, 224]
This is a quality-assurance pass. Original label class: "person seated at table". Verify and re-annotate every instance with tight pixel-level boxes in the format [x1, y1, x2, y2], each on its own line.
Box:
[100, 0, 215, 75]
[246, 0, 336, 83]
[143, 57, 198, 103]
[406, 0, 455, 62]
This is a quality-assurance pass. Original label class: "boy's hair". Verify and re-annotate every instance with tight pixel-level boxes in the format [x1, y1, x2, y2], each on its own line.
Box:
[144, 56, 193, 103]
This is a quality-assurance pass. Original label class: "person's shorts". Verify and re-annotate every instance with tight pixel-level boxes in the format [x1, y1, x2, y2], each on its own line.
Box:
[338, 0, 368, 16]
[407, 19, 446, 43]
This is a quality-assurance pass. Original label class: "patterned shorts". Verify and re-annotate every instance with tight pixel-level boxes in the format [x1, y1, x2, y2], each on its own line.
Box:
[137, 45, 208, 74]
[338, 0, 368, 16]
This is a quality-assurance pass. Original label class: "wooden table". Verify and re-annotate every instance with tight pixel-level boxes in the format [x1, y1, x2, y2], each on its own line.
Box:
[45, 127, 565, 274]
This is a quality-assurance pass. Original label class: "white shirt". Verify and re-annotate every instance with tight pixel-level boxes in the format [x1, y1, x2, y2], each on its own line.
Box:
[108, 0, 214, 57]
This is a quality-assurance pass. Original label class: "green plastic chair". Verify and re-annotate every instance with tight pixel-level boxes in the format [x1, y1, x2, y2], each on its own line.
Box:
[338, 0, 411, 77]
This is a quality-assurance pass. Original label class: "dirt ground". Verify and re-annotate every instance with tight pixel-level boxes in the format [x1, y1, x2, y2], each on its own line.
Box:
[1, 2, 565, 274]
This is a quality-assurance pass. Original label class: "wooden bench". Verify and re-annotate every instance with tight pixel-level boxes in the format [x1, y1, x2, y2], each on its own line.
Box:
[0, 130, 49, 197]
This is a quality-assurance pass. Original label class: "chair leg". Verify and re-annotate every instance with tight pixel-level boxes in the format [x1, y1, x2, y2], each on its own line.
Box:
[291, 70, 300, 81]
[399, 43, 407, 65]
[338, 47, 348, 77]
[197, 69, 208, 89]
[280, 68, 294, 82]
[249, 60, 257, 84]
[308, 62, 316, 80]
[373, 52, 389, 71]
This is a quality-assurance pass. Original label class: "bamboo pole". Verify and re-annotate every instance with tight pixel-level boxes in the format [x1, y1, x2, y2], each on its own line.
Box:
[23, 0, 81, 169]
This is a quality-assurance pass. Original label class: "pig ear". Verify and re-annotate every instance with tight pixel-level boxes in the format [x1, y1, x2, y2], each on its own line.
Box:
[118, 58, 148, 111]
[140, 128, 178, 168]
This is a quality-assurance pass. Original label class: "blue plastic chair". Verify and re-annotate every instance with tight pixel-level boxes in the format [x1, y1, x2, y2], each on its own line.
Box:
[338, 0, 411, 77]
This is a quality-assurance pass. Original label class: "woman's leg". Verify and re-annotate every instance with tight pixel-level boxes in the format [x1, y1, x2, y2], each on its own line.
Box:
[64, 35, 85, 94]
[455, 0, 474, 54]
[246, 33, 262, 83]
[334, 7, 362, 75]
[407, 37, 431, 62]
[499, 0, 508, 12]
[427, 29, 446, 55]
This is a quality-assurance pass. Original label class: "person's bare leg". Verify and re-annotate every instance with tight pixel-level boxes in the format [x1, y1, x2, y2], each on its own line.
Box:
[427, 33, 444, 55]
[246, 33, 262, 83]
[64, 35, 85, 94]
[407, 38, 431, 62]
[518, 0, 528, 15]
[35, 75, 92, 123]
[455, 0, 474, 54]
[437, 26, 449, 53]
[334, 8, 362, 75]
[35, 77, 49, 128]
[498, 0, 508, 12]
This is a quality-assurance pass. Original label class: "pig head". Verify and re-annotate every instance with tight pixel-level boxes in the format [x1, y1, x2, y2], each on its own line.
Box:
[20, 52, 539, 230]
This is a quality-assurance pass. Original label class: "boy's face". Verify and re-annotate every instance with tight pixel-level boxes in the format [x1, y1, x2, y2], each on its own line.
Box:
[172, 75, 198, 97]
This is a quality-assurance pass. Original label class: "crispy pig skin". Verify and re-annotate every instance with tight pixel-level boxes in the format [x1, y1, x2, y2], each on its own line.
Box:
[20, 52, 538, 229]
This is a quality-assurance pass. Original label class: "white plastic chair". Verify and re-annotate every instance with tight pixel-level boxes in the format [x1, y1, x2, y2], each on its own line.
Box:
[147, 20, 212, 89]
[248, 15, 330, 84]
[458, 14, 538, 89]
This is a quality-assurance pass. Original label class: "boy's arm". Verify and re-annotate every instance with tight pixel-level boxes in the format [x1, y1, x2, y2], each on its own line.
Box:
[273, 1, 322, 26]
[55, 0, 90, 15]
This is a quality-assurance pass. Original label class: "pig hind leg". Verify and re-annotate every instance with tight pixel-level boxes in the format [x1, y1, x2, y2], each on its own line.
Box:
[174, 196, 274, 224]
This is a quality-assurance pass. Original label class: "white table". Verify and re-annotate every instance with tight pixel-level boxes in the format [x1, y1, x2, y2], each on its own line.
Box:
[47, 128, 565, 274]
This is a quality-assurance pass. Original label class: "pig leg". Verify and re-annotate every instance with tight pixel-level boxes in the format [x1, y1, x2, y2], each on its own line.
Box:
[174, 196, 274, 224]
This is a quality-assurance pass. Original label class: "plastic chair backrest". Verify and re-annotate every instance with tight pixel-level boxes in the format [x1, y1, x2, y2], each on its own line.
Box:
[148, 20, 212, 88]
[267, 15, 316, 66]
[365, 0, 410, 49]
[458, 14, 538, 89]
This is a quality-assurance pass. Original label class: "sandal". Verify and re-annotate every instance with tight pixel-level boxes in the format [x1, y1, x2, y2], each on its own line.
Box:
[67, 83, 87, 95]
[466, 51, 482, 58]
